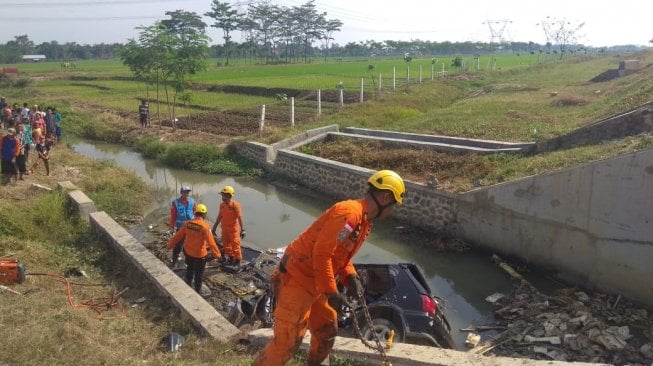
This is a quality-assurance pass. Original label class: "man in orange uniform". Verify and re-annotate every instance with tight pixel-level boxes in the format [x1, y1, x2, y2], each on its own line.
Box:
[167, 204, 221, 294]
[211, 185, 246, 266]
[253, 170, 406, 366]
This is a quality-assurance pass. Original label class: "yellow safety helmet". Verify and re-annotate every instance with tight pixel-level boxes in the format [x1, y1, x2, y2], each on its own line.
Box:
[221, 185, 235, 196]
[195, 204, 208, 215]
[368, 170, 406, 204]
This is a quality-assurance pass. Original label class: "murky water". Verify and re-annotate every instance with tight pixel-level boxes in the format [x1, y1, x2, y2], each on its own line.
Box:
[71, 138, 518, 349]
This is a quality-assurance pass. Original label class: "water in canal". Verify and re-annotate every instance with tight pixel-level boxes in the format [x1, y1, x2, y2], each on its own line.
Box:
[71, 138, 518, 349]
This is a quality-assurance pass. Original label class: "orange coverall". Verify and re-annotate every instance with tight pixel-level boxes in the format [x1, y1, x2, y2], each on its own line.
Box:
[167, 217, 221, 261]
[253, 199, 372, 366]
[216, 199, 244, 260]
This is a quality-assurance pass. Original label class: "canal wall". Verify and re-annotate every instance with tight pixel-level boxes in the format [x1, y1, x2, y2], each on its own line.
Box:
[232, 127, 653, 306]
[456, 149, 653, 305]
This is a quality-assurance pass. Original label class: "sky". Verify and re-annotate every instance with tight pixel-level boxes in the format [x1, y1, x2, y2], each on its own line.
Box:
[0, 0, 651, 48]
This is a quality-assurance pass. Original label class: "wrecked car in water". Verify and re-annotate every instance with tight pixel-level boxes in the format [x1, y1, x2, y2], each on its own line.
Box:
[218, 246, 456, 349]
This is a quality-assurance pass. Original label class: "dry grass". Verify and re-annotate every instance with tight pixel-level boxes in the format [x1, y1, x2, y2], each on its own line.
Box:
[304, 134, 653, 193]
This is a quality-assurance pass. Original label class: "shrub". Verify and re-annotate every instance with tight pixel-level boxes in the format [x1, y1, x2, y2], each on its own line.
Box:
[136, 138, 167, 159]
[163, 142, 262, 176]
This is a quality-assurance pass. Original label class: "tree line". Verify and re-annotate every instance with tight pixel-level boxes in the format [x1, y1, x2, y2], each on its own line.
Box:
[1, 0, 643, 65]
[0, 35, 122, 63]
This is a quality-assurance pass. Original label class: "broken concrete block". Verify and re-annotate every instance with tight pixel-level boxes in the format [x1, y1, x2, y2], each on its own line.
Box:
[485, 292, 505, 303]
[574, 291, 590, 302]
[640, 343, 653, 358]
[524, 335, 561, 345]
[533, 346, 549, 355]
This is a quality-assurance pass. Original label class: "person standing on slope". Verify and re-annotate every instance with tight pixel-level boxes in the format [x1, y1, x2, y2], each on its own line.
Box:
[211, 185, 246, 266]
[168, 185, 196, 267]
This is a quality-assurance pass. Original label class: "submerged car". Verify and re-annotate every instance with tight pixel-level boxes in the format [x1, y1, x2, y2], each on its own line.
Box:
[225, 246, 456, 349]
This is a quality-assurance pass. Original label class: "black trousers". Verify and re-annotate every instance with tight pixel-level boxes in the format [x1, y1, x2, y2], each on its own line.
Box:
[184, 255, 207, 292]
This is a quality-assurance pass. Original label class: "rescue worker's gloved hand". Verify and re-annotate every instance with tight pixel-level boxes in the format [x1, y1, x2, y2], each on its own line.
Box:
[326, 292, 350, 317]
[240, 229, 246, 239]
[345, 274, 364, 299]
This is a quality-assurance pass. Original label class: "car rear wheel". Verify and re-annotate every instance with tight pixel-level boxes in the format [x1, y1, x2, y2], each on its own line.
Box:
[362, 318, 405, 344]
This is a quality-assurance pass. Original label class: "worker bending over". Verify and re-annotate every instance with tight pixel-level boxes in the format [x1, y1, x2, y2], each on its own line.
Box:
[253, 170, 406, 366]
[166, 204, 221, 294]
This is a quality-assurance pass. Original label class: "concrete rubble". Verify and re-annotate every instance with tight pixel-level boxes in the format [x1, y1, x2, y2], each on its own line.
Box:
[466, 280, 653, 365]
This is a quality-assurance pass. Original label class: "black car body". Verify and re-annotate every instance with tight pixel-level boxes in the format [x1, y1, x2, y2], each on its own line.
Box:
[228, 246, 456, 349]
[343, 263, 456, 349]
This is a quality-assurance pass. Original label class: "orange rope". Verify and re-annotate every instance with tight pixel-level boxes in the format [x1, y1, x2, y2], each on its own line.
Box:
[27, 273, 127, 319]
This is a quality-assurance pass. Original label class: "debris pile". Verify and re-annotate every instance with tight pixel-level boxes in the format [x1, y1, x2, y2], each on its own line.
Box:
[466, 257, 653, 365]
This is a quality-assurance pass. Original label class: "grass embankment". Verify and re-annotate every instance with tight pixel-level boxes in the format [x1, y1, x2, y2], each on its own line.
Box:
[295, 51, 653, 191]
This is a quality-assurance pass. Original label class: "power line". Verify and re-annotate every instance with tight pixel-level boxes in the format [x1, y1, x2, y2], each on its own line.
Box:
[1, 0, 196, 7]
[0, 16, 161, 21]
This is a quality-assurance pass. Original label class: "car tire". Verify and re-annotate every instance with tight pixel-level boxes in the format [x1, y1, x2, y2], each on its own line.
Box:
[432, 315, 457, 349]
[362, 318, 405, 344]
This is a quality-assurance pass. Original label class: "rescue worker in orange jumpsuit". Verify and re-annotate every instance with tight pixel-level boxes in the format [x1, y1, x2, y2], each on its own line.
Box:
[211, 185, 245, 266]
[253, 170, 406, 366]
[166, 204, 221, 293]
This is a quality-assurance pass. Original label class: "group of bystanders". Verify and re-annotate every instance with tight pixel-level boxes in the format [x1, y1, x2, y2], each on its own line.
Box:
[0, 96, 60, 184]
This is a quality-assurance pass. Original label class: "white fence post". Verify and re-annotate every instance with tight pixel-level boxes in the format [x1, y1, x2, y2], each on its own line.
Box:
[419, 65, 422, 83]
[406, 65, 410, 82]
[317, 89, 322, 116]
[393, 67, 396, 91]
[290, 97, 295, 127]
[259, 104, 266, 134]
[431, 63, 434, 81]
[359, 78, 364, 103]
[339, 89, 344, 107]
[378, 73, 382, 91]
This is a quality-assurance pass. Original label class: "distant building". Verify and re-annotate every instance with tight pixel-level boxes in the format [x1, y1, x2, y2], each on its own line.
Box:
[21, 54, 47, 62]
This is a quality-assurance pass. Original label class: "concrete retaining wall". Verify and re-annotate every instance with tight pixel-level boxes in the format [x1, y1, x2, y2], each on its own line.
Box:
[64, 185, 239, 342]
[343, 127, 534, 151]
[231, 140, 274, 165]
[535, 102, 653, 153]
[455, 148, 653, 305]
[248, 328, 606, 366]
[270, 124, 339, 153]
[274, 149, 457, 233]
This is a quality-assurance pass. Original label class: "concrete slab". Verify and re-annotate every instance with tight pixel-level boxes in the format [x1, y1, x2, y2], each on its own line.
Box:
[67, 190, 97, 221]
[57, 180, 78, 191]
[248, 328, 608, 366]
